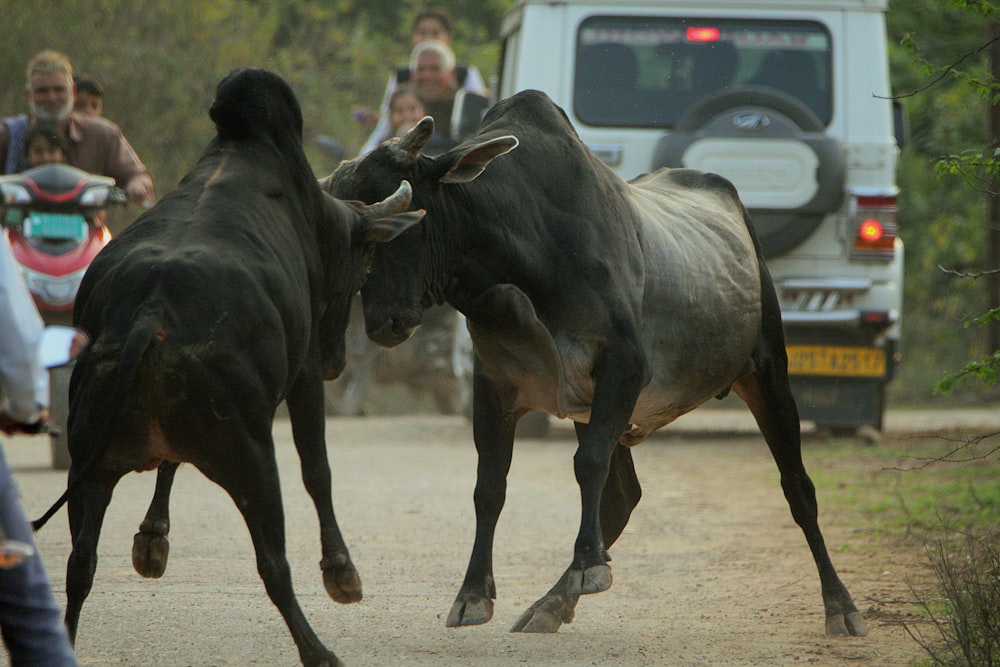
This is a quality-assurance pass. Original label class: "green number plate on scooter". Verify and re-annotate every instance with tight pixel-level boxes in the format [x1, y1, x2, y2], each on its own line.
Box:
[25, 212, 87, 241]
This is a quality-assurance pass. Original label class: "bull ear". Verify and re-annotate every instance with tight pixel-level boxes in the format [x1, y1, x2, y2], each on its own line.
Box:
[439, 135, 519, 183]
[392, 116, 435, 163]
[366, 210, 425, 243]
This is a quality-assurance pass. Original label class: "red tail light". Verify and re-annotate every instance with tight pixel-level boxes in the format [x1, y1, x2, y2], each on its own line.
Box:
[852, 195, 897, 260]
[686, 27, 721, 42]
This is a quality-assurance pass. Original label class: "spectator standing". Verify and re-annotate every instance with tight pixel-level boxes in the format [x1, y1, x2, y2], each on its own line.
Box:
[0, 231, 78, 666]
[0, 50, 153, 205]
[412, 41, 490, 154]
[401, 7, 486, 93]
[357, 7, 488, 155]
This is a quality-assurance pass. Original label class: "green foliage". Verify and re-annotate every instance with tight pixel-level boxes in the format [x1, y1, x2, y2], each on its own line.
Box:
[813, 428, 1000, 664]
[889, 12, 1000, 663]
[0, 0, 516, 194]
[887, 2, 1000, 404]
[812, 429, 1000, 665]
[904, 533, 1000, 667]
[936, 307, 1000, 394]
[936, 149, 1000, 191]
[806, 436, 1000, 538]
[949, 0, 1000, 17]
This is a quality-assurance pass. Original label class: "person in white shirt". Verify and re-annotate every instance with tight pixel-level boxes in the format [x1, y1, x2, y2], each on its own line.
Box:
[356, 7, 487, 156]
[0, 231, 77, 666]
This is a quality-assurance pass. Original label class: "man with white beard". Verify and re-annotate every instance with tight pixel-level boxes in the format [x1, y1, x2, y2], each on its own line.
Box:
[0, 50, 153, 205]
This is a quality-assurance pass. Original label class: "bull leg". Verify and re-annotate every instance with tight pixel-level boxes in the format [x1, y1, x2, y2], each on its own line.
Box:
[65, 467, 126, 642]
[446, 371, 517, 628]
[285, 371, 361, 604]
[512, 441, 642, 633]
[132, 460, 179, 578]
[732, 363, 867, 637]
[205, 438, 342, 667]
[566, 336, 645, 597]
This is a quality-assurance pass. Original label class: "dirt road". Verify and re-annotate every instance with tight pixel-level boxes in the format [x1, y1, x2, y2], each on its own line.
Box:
[8, 415, 927, 666]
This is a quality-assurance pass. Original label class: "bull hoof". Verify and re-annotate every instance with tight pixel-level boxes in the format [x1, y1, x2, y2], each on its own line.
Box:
[132, 531, 169, 578]
[568, 564, 612, 595]
[305, 651, 344, 667]
[446, 593, 493, 627]
[510, 594, 575, 633]
[321, 556, 362, 604]
[826, 611, 868, 637]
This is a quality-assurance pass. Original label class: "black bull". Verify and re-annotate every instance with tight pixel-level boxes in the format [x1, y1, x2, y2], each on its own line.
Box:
[32, 69, 422, 667]
[324, 89, 868, 638]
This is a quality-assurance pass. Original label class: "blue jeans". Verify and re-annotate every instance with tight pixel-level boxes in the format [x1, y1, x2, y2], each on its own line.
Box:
[0, 446, 76, 666]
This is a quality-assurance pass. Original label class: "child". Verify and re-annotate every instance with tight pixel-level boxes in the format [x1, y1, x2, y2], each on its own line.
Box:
[385, 83, 458, 156]
[73, 76, 104, 117]
[24, 123, 68, 166]
[388, 83, 426, 137]
[359, 84, 429, 157]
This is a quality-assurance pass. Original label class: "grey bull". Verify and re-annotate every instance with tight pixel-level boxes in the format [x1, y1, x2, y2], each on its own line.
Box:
[324, 89, 867, 639]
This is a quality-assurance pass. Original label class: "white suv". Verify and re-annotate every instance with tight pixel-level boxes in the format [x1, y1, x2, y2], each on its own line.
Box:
[497, 0, 903, 432]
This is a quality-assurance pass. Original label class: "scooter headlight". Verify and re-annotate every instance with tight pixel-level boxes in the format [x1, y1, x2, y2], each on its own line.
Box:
[1, 183, 31, 205]
[79, 186, 111, 207]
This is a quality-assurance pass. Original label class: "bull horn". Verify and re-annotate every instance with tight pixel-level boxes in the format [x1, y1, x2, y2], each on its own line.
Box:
[393, 116, 434, 162]
[366, 180, 413, 217]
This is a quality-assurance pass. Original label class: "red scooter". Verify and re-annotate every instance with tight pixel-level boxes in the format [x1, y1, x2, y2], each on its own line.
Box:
[0, 163, 124, 325]
[1, 164, 125, 469]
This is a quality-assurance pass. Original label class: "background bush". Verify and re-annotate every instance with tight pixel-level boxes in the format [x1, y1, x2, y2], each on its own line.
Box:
[0, 1, 512, 192]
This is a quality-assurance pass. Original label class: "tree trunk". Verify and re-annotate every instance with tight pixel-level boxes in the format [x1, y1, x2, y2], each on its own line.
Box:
[989, 21, 1000, 354]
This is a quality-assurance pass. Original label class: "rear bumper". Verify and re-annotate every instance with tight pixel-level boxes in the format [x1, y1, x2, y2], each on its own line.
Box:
[790, 375, 887, 430]
[784, 339, 897, 430]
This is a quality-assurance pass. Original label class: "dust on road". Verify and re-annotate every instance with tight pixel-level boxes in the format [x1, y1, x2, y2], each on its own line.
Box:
[9, 415, 925, 666]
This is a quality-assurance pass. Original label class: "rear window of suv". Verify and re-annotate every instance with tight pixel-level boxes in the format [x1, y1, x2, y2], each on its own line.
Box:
[574, 16, 832, 128]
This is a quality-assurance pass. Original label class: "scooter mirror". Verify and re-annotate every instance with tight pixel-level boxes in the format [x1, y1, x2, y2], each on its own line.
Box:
[39, 325, 88, 369]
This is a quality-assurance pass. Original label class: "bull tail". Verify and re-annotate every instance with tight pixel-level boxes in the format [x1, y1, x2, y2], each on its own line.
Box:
[32, 313, 162, 531]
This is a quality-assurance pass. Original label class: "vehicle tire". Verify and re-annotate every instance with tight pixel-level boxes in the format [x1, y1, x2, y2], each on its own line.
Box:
[652, 86, 845, 258]
[674, 86, 825, 133]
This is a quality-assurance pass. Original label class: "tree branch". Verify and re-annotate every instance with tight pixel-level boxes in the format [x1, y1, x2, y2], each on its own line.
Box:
[878, 33, 1000, 100]
[938, 264, 1000, 279]
[888, 432, 1000, 470]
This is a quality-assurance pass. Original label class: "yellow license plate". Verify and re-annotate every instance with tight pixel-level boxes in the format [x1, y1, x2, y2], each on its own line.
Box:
[785, 345, 887, 378]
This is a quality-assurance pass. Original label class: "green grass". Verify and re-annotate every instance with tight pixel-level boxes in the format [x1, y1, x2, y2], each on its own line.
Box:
[805, 434, 1000, 539]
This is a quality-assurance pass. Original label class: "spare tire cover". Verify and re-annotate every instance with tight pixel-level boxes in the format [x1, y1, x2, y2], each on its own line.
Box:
[652, 87, 845, 258]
